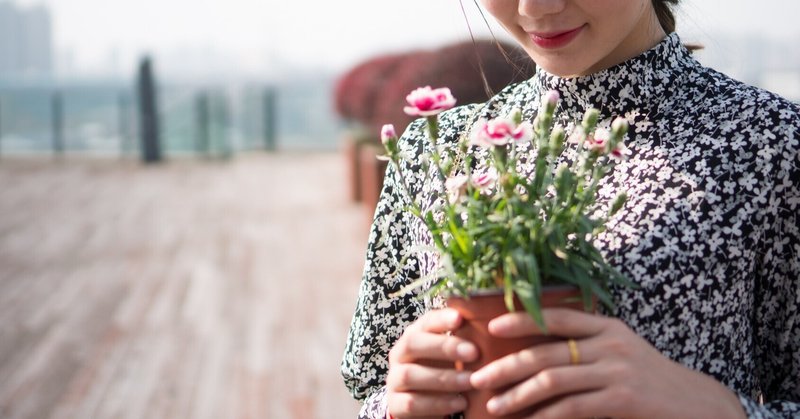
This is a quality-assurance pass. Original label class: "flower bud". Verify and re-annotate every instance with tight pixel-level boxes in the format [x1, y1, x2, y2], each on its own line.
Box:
[582, 108, 600, 131]
[549, 127, 566, 157]
[610, 191, 628, 216]
[611, 117, 629, 138]
[554, 163, 572, 201]
[509, 108, 523, 125]
[381, 124, 397, 146]
[499, 173, 513, 191]
[555, 163, 569, 182]
[532, 115, 542, 136]
[542, 90, 559, 113]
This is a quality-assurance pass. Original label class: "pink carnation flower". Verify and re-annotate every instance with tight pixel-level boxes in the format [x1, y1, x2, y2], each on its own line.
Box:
[403, 86, 457, 117]
[585, 128, 610, 152]
[470, 118, 533, 148]
[471, 168, 498, 192]
[610, 142, 632, 161]
[445, 175, 469, 203]
[584, 127, 631, 160]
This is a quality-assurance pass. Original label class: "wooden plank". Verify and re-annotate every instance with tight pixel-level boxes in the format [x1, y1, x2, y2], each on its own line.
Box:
[0, 154, 366, 419]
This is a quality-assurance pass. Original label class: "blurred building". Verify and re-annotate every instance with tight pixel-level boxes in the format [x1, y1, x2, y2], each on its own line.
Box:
[0, 1, 53, 81]
[691, 33, 800, 102]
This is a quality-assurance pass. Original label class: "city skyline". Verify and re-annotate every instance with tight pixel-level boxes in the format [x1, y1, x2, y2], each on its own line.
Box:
[0, 2, 52, 80]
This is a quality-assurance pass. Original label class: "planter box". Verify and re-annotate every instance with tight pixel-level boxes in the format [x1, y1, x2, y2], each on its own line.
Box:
[342, 133, 365, 203]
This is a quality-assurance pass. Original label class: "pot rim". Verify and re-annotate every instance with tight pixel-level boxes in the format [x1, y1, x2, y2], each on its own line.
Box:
[447, 284, 580, 299]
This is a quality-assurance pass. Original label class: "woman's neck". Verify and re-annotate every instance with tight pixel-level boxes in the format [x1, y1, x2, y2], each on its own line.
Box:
[579, 9, 667, 77]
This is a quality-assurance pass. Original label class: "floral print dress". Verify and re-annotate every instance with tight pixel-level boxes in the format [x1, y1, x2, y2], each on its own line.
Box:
[341, 33, 800, 418]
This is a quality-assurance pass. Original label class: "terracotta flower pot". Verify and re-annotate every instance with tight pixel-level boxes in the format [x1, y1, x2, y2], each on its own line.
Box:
[446, 287, 589, 419]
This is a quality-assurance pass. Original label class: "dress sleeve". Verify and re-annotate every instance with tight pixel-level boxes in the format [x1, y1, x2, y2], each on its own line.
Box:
[341, 122, 428, 418]
[738, 120, 800, 418]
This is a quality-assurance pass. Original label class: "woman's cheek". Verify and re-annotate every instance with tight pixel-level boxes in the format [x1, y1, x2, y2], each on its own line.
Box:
[478, 0, 507, 20]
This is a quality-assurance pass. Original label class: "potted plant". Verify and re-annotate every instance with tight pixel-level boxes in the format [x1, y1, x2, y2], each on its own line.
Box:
[380, 86, 635, 418]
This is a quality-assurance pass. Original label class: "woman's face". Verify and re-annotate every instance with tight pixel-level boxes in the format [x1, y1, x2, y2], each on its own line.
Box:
[480, 0, 666, 77]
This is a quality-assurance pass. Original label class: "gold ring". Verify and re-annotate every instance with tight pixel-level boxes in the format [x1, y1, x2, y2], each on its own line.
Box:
[567, 339, 580, 365]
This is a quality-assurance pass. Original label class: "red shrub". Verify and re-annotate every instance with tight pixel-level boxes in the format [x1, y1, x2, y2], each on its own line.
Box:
[333, 53, 409, 123]
[334, 40, 535, 140]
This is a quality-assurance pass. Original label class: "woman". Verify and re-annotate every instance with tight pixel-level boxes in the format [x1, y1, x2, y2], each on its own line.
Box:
[342, 0, 800, 417]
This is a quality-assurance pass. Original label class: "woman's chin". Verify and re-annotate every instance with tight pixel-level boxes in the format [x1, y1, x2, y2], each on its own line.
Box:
[533, 59, 590, 78]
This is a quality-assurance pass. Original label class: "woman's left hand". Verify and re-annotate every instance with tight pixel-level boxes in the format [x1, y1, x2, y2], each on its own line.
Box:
[469, 308, 747, 418]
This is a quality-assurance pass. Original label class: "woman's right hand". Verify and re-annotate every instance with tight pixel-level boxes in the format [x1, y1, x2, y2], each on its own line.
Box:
[386, 308, 478, 418]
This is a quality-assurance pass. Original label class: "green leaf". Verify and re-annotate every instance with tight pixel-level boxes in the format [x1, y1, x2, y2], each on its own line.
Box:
[512, 280, 546, 332]
[587, 279, 615, 310]
[447, 219, 471, 256]
[388, 270, 443, 299]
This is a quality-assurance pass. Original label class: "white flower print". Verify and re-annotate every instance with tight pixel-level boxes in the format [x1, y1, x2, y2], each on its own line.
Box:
[343, 33, 800, 419]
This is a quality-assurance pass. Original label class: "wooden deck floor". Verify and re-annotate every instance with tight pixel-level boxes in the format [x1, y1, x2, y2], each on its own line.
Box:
[0, 153, 367, 419]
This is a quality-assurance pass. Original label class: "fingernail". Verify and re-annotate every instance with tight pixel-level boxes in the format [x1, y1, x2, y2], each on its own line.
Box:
[451, 395, 467, 411]
[455, 371, 471, 386]
[488, 316, 509, 331]
[487, 397, 505, 414]
[448, 309, 460, 323]
[470, 370, 486, 387]
[456, 343, 476, 359]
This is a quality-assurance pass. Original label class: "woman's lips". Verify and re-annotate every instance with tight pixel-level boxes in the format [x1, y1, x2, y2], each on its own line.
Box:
[529, 25, 586, 49]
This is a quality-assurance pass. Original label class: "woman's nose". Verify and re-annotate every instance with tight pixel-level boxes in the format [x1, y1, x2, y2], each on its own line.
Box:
[518, 0, 567, 18]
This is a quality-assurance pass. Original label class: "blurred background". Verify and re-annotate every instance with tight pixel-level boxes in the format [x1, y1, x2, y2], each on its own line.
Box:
[0, 0, 797, 418]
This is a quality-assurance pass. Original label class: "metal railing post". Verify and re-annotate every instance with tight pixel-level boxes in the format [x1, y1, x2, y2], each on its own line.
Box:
[217, 92, 232, 159]
[52, 90, 64, 157]
[195, 92, 210, 157]
[0, 98, 3, 159]
[137, 57, 163, 163]
[263, 87, 276, 151]
[118, 91, 132, 158]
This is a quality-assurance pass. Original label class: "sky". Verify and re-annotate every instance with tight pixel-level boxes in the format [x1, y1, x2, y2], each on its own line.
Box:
[9, 0, 800, 81]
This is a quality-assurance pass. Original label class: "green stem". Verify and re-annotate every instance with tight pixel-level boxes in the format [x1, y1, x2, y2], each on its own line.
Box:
[425, 116, 448, 185]
[575, 160, 604, 216]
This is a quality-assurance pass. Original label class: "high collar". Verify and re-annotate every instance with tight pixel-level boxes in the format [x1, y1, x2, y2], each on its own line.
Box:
[528, 32, 697, 122]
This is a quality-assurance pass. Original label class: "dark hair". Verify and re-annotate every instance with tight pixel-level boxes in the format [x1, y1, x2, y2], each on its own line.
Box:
[463, 0, 535, 99]
[652, 0, 702, 51]
[652, 0, 679, 33]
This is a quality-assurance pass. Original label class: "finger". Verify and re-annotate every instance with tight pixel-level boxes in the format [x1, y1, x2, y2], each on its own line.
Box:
[387, 392, 467, 418]
[387, 363, 473, 393]
[471, 338, 597, 390]
[390, 332, 478, 363]
[529, 388, 626, 419]
[488, 308, 608, 339]
[484, 364, 606, 416]
[415, 308, 463, 334]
